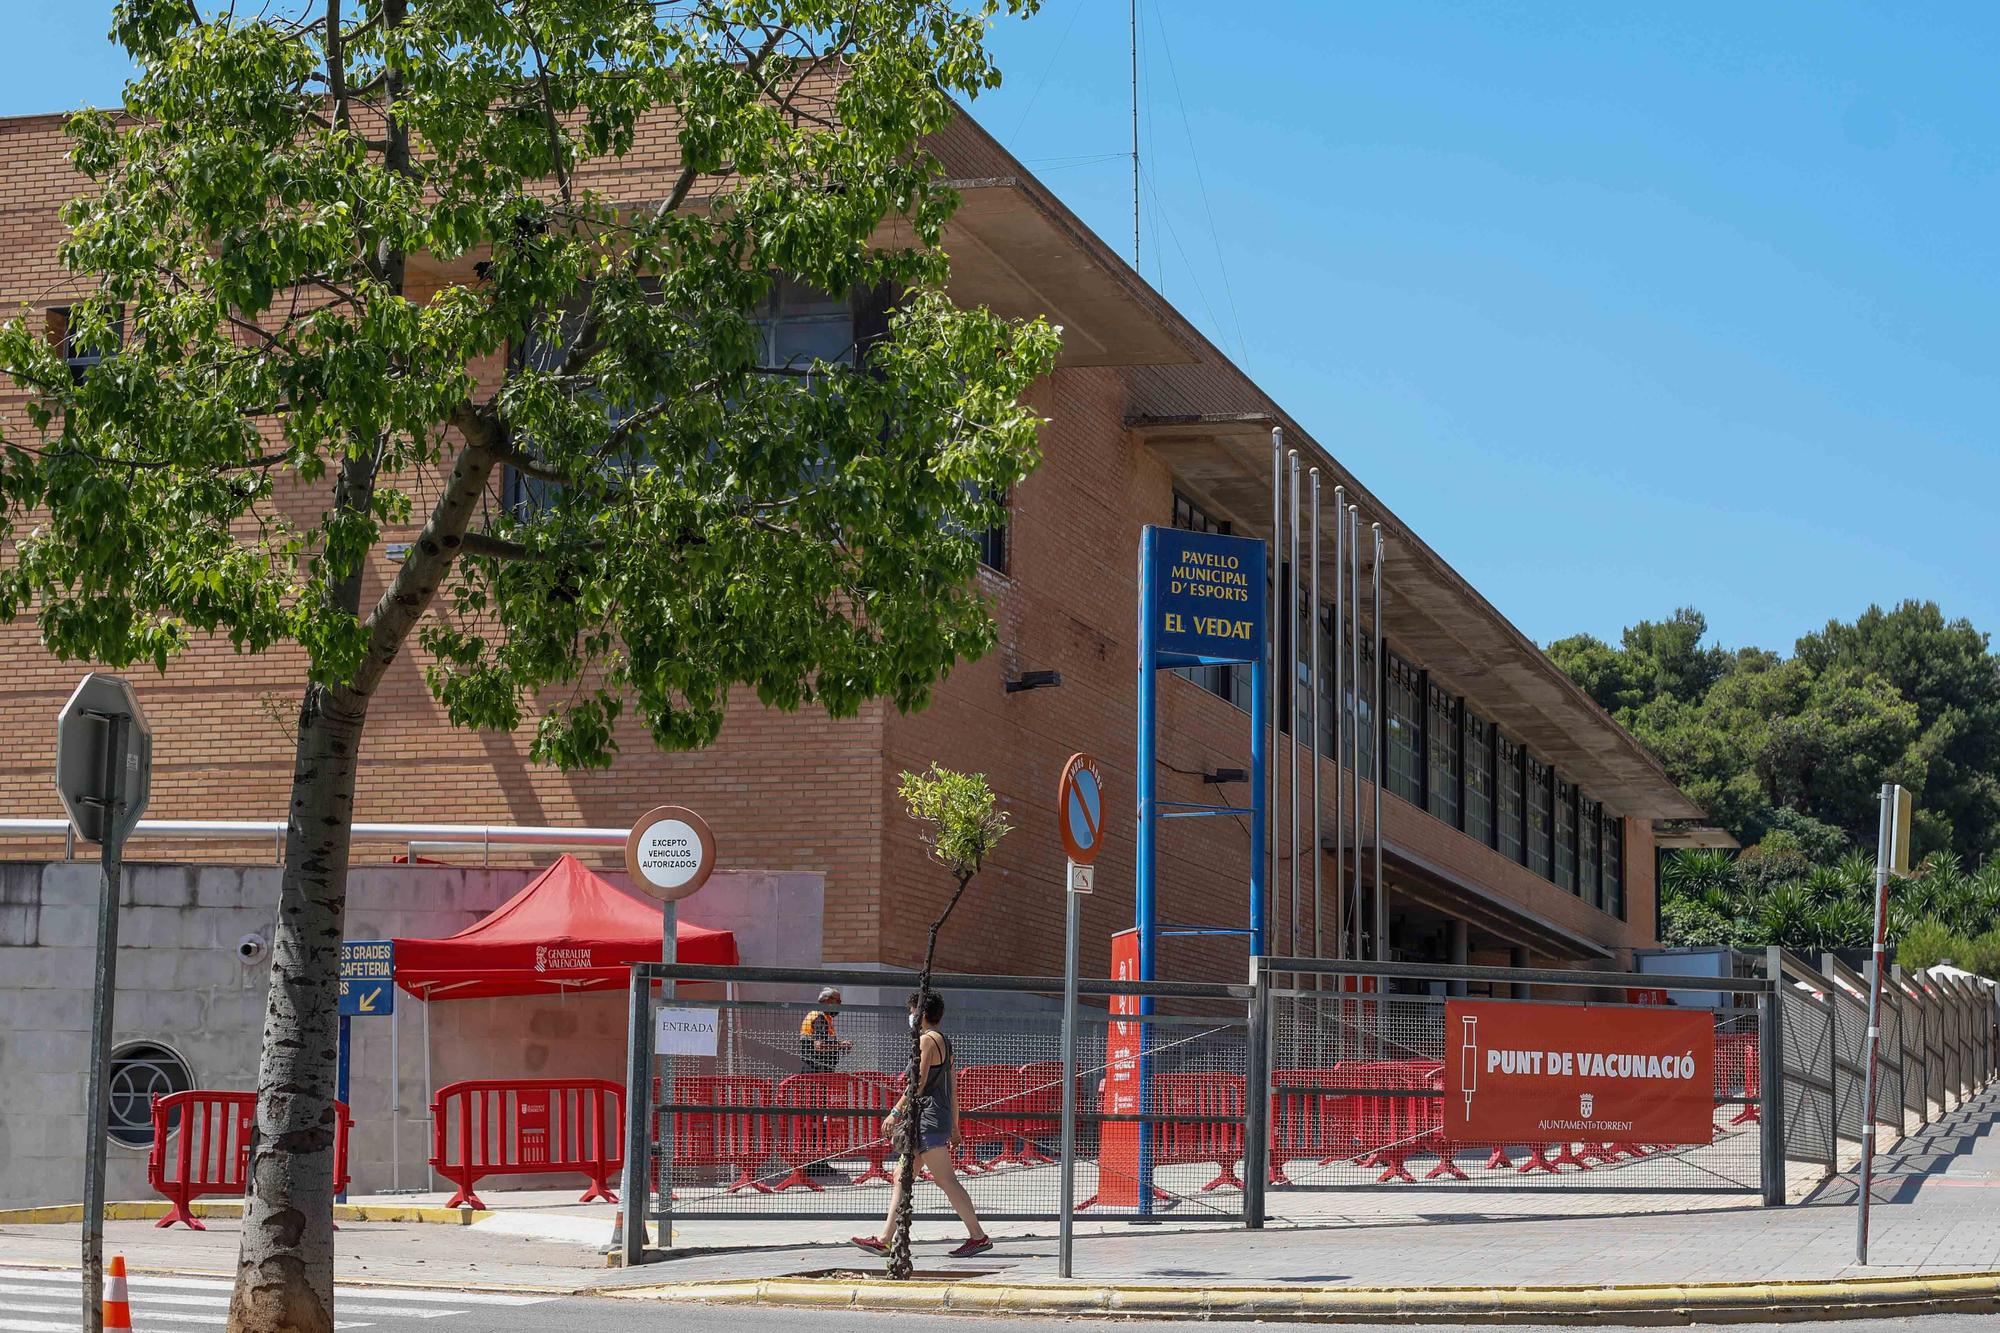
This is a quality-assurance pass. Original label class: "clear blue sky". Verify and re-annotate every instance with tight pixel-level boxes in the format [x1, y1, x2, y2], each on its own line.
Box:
[5, 3, 1995, 655]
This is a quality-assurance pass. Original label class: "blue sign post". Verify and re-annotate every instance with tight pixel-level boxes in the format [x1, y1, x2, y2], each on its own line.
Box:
[338, 940, 395, 1203]
[1135, 523, 1269, 1211]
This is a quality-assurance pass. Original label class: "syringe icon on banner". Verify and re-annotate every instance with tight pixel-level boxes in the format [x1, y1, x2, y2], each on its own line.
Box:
[1459, 1014, 1479, 1118]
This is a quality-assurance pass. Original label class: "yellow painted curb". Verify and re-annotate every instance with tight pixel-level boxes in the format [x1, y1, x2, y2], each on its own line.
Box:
[609, 1269, 2000, 1324]
[0, 1201, 490, 1227]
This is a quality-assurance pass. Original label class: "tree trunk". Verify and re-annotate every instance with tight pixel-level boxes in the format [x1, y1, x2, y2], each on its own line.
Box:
[887, 866, 977, 1280]
[227, 684, 367, 1333]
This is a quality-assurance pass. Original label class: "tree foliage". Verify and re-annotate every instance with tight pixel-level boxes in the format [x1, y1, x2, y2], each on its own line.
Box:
[1554, 603, 2000, 862]
[0, 3, 1054, 1328]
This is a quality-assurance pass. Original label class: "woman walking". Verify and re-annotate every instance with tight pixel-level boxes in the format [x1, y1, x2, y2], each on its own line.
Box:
[851, 991, 992, 1259]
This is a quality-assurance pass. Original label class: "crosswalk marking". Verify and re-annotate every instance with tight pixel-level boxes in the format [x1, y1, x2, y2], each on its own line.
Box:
[0, 1271, 550, 1306]
[0, 1267, 555, 1332]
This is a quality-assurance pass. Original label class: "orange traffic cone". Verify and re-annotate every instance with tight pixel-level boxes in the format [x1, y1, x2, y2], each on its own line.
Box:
[103, 1254, 132, 1331]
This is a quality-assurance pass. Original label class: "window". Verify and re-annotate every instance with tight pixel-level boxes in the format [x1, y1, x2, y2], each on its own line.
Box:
[107, 1041, 194, 1148]
[506, 276, 860, 516]
[1525, 756, 1552, 879]
[1169, 491, 1247, 706]
[1464, 713, 1494, 848]
[48, 306, 123, 383]
[1604, 814, 1625, 920]
[1496, 733, 1525, 864]
[751, 276, 855, 369]
[967, 484, 1009, 573]
[1580, 797, 1602, 910]
[1554, 776, 1577, 893]
[1384, 655, 1424, 805]
[1427, 682, 1460, 828]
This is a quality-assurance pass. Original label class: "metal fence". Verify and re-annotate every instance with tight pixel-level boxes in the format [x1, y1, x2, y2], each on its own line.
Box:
[1764, 948, 1998, 1176]
[618, 961, 1255, 1238]
[610, 952, 1998, 1256]
[1245, 958, 1777, 1220]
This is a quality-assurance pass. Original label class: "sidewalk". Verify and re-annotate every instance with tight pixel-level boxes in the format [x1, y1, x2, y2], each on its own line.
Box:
[599, 1085, 2000, 1291]
[4, 1088, 1994, 1308]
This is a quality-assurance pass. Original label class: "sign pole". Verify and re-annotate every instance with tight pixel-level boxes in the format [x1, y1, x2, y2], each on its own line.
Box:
[80, 711, 128, 1333]
[1857, 783, 1908, 1264]
[1059, 860, 1081, 1278]
[619, 804, 716, 1266]
[658, 896, 675, 1252]
[1057, 752, 1101, 1275]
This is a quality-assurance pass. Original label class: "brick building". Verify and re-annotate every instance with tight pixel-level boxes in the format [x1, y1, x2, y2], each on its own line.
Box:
[0, 99, 1702, 989]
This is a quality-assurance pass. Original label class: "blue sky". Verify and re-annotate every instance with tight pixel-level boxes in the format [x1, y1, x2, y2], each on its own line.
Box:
[6, 3, 1995, 655]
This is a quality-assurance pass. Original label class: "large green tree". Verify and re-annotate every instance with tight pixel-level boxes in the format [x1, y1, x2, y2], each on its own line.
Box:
[0, 2, 1053, 1329]
[1552, 603, 2000, 859]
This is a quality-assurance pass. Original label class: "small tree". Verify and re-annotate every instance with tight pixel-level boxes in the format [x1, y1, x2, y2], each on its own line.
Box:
[887, 763, 1010, 1279]
[0, 4, 1053, 1329]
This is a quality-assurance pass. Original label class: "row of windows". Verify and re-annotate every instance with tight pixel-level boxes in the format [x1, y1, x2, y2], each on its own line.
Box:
[1170, 490, 1627, 920]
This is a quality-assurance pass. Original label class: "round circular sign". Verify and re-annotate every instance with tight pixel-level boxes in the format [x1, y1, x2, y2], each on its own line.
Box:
[624, 805, 717, 902]
[1058, 753, 1104, 865]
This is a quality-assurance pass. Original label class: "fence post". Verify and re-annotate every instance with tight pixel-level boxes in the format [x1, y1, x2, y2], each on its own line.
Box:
[1243, 959, 1270, 1230]
[1758, 960, 1785, 1207]
[620, 966, 652, 1265]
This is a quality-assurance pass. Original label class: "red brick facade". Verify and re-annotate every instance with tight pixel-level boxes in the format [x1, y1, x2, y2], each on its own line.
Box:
[0, 102, 1677, 985]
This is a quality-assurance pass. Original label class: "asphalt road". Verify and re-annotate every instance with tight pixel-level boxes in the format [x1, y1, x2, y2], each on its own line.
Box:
[336, 1297, 2000, 1333]
[8, 1266, 1997, 1333]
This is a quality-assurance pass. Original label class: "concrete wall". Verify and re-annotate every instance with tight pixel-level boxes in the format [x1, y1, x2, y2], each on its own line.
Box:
[0, 859, 821, 1207]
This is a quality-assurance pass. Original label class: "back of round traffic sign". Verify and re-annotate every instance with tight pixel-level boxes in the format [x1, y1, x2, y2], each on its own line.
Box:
[1057, 753, 1103, 865]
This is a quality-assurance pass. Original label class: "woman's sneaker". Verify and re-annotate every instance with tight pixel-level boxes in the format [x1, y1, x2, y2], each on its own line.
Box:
[849, 1235, 889, 1256]
[946, 1235, 993, 1258]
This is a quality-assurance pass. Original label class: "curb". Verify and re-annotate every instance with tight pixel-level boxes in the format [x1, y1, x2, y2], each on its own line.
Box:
[0, 1202, 490, 1227]
[608, 1270, 2000, 1324]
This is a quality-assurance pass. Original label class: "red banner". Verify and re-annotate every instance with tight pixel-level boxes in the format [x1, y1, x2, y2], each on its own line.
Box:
[1444, 999, 1715, 1145]
[1095, 929, 1145, 1206]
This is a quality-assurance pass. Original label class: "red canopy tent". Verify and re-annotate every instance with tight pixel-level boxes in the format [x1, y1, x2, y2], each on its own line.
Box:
[393, 854, 738, 1000]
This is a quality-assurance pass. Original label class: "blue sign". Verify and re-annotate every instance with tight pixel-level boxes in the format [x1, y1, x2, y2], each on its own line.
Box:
[1145, 525, 1267, 667]
[339, 939, 396, 1018]
[1067, 766, 1101, 855]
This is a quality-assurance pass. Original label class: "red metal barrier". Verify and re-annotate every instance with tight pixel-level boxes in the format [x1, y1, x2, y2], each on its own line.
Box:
[773, 1072, 889, 1192]
[1153, 1072, 1246, 1192]
[1718, 1031, 1760, 1126]
[850, 1072, 902, 1185]
[148, 1091, 351, 1230]
[429, 1078, 622, 1210]
[1337, 1061, 1443, 1183]
[1011, 1061, 1066, 1166]
[671, 1075, 775, 1194]
[956, 1065, 1028, 1173]
[1271, 1068, 1348, 1185]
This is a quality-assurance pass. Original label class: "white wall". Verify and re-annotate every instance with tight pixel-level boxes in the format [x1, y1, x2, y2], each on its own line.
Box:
[0, 859, 822, 1206]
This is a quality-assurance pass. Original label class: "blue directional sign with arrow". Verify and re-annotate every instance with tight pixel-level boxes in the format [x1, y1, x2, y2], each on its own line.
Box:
[339, 939, 395, 1017]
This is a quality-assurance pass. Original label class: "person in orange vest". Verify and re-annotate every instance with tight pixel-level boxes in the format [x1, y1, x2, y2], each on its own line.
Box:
[799, 987, 853, 1180]
[799, 987, 852, 1074]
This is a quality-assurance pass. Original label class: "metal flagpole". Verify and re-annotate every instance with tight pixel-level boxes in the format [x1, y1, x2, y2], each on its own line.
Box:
[1371, 522, 1387, 963]
[1287, 449, 1301, 958]
[1331, 484, 1345, 961]
[1267, 429, 1282, 958]
[1348, 506, 1362, 964]
[1309, 468, 1322, 968]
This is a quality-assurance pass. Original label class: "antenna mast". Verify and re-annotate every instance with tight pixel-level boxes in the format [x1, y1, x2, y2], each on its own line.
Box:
[1130, 0, 1140, 270]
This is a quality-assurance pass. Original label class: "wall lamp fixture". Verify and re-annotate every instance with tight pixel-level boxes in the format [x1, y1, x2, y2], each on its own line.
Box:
[1004, 670, 1063, 694]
